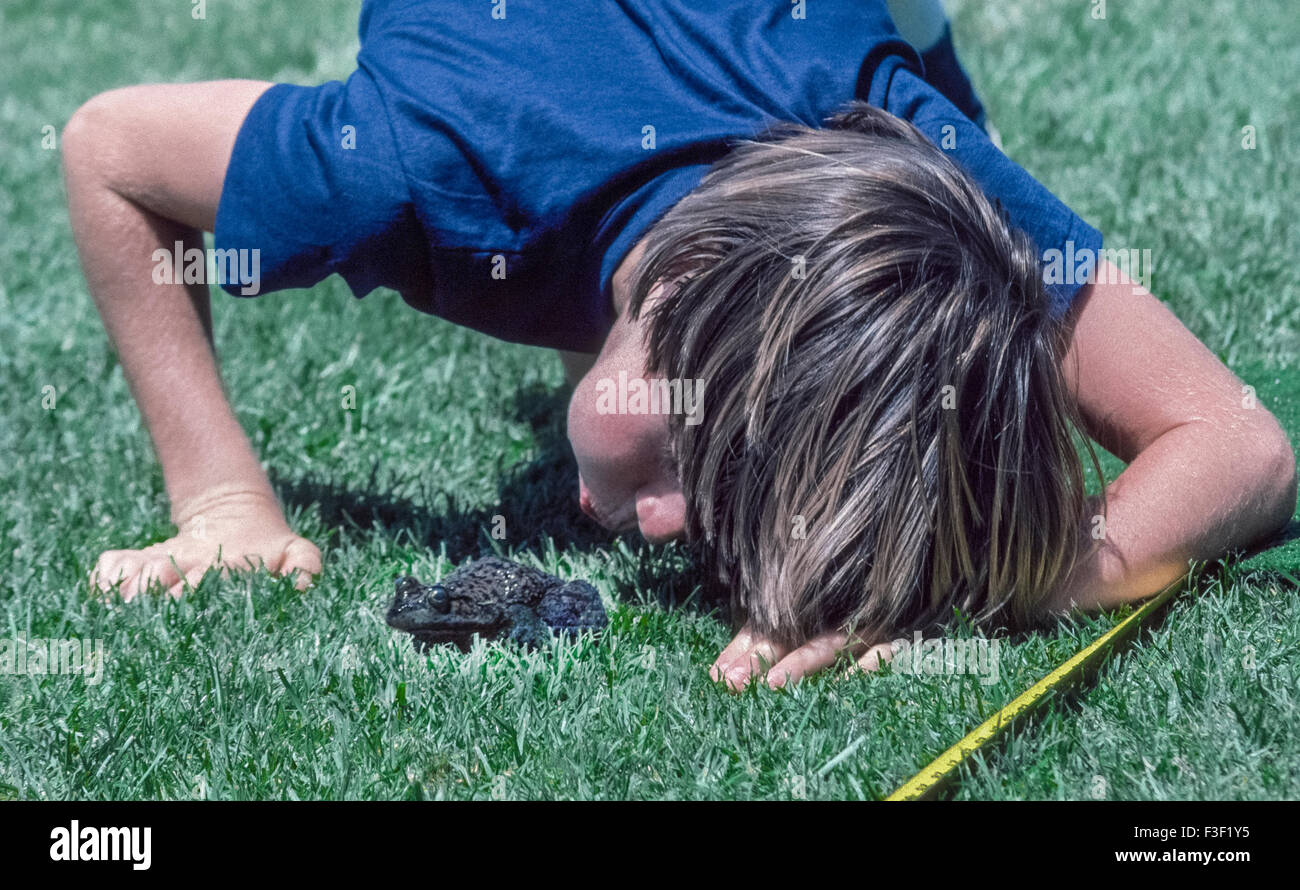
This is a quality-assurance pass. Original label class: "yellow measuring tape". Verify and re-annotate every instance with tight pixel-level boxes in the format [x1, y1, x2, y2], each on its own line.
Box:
[885, 575, 1187, 800]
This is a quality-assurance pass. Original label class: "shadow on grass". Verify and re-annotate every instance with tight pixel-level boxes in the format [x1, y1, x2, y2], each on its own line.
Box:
[1247, 518, 1300, 557]
[273, 382, 603, 561]
[270, 380, 722, 615]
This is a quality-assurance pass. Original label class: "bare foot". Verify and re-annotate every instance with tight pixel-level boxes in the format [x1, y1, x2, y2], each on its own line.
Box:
[90, 488, 321, 599]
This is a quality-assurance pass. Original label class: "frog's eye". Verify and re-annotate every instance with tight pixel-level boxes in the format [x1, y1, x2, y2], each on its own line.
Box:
[430, 585, 450, 613]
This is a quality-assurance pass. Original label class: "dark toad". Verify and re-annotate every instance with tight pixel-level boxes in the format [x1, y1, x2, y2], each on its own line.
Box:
[386, 556, 607, 651]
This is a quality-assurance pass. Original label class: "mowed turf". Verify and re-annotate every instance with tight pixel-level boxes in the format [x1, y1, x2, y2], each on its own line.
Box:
[0, 0, 1296, 800]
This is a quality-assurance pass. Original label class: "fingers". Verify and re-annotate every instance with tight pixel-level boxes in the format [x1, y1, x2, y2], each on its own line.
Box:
[851, 642, 897, 675]
[709, 625, 758, 683]
[90, 554, 135, 602]
[710, 624, 790, 692]
[710, 625, 899, 692]
[165, 565, 211, 599]
[765, 631, 849, 690]
[119, 560, 179, 601]
[90, 534, 323, 601]
[90, 549, 177, 601]
[138, 555, 183, 599]
[277, 537, 322, 592]
[90, 549, 136, 595]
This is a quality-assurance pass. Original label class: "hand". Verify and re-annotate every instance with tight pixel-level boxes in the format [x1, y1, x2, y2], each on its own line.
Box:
[89, 487, 321, 600]
[710, 622, 896, 691]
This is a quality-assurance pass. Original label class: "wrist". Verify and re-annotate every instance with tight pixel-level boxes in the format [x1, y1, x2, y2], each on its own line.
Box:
[169, 482, 285, 529]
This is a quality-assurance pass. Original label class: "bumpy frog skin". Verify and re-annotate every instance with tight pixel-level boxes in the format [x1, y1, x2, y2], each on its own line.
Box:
[386, 556, 608, 651]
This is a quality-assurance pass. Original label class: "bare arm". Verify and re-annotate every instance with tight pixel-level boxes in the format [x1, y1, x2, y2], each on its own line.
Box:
[64, 81, 320, 597]
[1048, 262, 1296, 611]
[712, 261, 1296, 690]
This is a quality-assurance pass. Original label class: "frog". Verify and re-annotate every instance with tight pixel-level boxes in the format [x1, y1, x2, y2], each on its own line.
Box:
[385, 556, 608, 651]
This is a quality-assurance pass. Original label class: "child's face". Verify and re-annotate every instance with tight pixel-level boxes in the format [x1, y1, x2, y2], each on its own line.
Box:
[565, 309, 686, 544]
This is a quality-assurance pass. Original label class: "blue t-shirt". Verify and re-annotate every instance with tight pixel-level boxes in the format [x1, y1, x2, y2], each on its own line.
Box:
[215, 0, 1103, 352]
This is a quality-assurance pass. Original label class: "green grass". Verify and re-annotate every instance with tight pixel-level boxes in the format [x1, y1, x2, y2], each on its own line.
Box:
[0, 0, 1297, 800]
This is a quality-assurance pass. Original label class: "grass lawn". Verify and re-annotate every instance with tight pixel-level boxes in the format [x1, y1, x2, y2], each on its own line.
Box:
[0, 0, 1296, 800]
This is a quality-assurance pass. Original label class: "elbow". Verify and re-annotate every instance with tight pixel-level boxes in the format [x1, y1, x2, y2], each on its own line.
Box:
[61, 92, 112, 180]
[1249, 414, 1297, 537]
[1271, 437, 1297, 533]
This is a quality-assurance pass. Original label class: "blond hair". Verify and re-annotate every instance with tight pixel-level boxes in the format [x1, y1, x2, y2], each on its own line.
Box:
[627, 102, 1103, 646]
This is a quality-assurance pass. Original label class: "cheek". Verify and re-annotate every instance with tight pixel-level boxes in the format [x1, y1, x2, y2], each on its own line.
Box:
[567, 384, 631, 492]
[567, 385, 608, 470]
[569, 384, 650, 465]
[567, 388, 671, 498]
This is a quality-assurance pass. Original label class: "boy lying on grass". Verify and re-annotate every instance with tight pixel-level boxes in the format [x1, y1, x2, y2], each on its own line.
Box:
[64, 0, 1295, 689]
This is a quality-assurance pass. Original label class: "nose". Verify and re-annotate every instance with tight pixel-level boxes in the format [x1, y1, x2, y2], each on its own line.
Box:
[635, 485, 686, 544]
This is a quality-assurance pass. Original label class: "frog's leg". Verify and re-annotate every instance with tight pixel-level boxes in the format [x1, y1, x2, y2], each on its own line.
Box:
[503, 605, 550, 649]
[538, 581, 608, 635]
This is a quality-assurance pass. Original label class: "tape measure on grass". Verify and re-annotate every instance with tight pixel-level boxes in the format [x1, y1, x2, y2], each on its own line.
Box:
[885, 575, 1188, 801]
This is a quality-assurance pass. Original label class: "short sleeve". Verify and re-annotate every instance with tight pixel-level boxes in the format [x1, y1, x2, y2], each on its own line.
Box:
[871, 60, 1104, 319]
[213, 71, 433, 302]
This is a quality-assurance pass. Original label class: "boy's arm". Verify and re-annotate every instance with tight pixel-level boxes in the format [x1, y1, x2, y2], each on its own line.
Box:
[1046, 261, 1296, 611]
[63, 81, 321, 598]
[713, 261, 1296, 690]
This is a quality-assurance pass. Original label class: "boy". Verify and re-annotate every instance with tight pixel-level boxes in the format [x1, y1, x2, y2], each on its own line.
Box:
[65, 1, 1295, 689]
